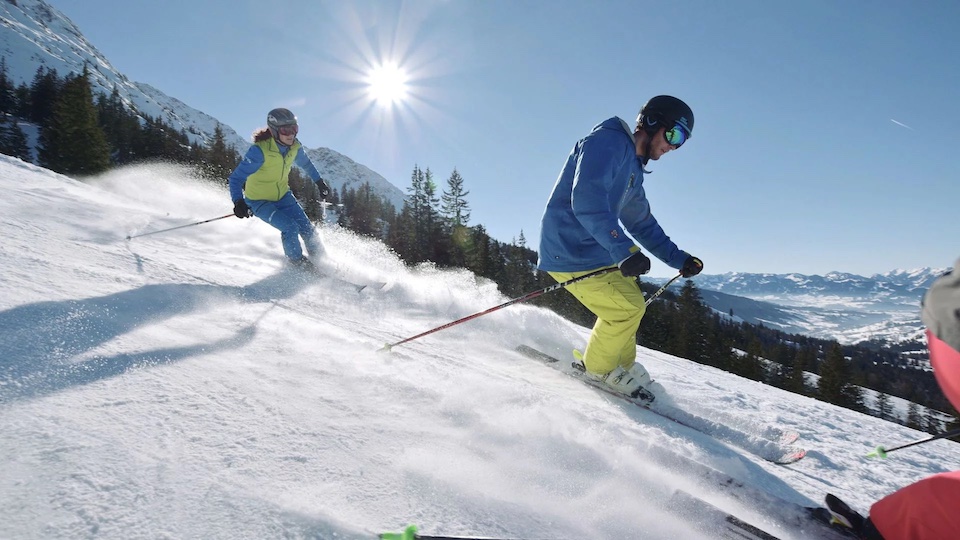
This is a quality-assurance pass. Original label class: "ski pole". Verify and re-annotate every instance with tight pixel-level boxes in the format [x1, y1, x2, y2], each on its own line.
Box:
[380, 266, 620, 351]
[381, 524, 536, 540]
[867, 427, 960, 458]
[125, 213, 235, 240]
[646, 272, 683, 306]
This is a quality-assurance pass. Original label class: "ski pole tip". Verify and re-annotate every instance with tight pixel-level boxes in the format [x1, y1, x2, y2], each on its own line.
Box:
[379, 525, 417, 540]
[378, 344, 393, 353]
[866, 445, 888, 459]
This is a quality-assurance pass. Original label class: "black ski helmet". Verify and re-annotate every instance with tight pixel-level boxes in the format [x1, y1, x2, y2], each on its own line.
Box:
[267, 107, 298, 138]
[636, 95, 694, 139]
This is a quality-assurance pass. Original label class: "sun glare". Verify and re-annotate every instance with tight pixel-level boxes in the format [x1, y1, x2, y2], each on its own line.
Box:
[366, 63, 409, 107]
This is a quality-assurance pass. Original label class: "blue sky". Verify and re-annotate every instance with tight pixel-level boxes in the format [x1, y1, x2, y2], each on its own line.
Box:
[47, 0, 959, 277]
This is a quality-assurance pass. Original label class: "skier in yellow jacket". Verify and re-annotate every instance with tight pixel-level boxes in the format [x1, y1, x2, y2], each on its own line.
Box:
[228, 108, 331, 267]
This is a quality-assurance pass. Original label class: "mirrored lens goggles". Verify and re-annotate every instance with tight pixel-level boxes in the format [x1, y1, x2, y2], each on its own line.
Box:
[664, 124, 688, 147]
[278, 124, 299, 136]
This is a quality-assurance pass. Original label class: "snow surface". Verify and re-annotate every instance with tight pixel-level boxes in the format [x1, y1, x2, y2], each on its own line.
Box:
[2, 155, 959, 539]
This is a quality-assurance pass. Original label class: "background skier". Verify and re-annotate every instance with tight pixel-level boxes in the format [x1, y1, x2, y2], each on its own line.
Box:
[229, 108, 331, 267]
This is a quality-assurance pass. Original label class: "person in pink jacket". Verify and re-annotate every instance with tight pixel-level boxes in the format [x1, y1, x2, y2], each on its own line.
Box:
[839, 259, 960, 539]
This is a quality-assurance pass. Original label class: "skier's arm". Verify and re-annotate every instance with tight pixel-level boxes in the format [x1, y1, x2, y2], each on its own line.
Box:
[620, 200, 690, 270]
[294, 149, 323, 183]
[294, 149, 329, 196]
[228, 146, 265, 201]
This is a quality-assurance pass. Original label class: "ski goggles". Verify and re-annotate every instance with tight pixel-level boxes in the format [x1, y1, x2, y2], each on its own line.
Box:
[664, 123, 688, 148]
[277, 124, 299, 136]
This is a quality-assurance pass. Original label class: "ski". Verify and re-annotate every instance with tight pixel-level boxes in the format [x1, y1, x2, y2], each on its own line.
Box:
[670, 490, 781, 539]
[289, 260, 378, 293]
[515, 345, 806, 465]
[644, 444, 857, 539]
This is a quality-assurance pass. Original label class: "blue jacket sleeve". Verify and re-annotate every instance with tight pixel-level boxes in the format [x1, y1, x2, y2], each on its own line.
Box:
[228, 146, 265, 201]
[294, 148, 323, 183]
[621, 199, 690, 269]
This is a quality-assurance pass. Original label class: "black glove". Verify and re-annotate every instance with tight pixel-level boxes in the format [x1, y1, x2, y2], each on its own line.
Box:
[618, 251, 651, 277]
[233, 199, 252, 219]
[681, 256, 703, 278]
[316, 179, 330, 199]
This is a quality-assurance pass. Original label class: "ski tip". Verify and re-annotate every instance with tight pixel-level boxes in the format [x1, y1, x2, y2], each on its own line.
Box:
[775, 447, 807, 465]
[779, 430, 801, 445]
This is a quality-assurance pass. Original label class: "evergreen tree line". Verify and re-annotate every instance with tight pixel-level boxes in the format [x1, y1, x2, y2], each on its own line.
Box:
[0, 59, 240, 180]
[4, 60, 952, 437]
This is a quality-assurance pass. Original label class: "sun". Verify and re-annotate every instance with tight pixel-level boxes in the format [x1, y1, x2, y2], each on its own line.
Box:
[366, 62, 409, 107]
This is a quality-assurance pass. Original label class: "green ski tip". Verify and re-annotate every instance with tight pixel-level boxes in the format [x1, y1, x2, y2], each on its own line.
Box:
[380, 524, 418, 540]
[866, 445, 888, 459]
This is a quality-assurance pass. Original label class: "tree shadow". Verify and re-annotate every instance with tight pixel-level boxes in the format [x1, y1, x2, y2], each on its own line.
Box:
[0, 270, 313, 404]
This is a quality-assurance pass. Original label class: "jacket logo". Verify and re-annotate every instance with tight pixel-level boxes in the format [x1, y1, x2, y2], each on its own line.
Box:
[610, 230, 619, 239]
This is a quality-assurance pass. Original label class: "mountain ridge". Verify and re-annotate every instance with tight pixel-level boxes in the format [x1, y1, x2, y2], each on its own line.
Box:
[652, 267, 948, 345]
[0, 0, 407, 208]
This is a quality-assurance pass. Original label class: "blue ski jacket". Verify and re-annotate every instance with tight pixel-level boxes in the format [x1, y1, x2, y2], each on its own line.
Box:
[538, 117, 690, 272]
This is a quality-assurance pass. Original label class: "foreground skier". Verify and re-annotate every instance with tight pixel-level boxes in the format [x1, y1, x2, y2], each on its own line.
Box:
[537, 95, 703, 398]
[829, 258, 960, 539]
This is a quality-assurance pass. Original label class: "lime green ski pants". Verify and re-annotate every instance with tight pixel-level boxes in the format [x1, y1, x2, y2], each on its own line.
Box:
[548, 268, 646, 376]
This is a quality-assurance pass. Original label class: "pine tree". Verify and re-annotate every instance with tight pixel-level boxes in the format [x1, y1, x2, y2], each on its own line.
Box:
[289, 167, 323, 222]
[387, 202, 417, 262]
[350, 182, 388, 238]
[401, 165, 444, 264]
[0, 117, 32, 162]
[818, 342, 861, 408]
[671, 280, 712, 365]
[734, 337, 765, 381]
[0, 57, 15, 114]
[875, 392, 893, 421]
[787, 346, 812, 395]
[441, 167, 471, 226]
[906, 402, 923, 430]
[441, 168, 472, 268]
[29, 66, 61, 126]
[201, 123, 239, 183]
[500, 232, 538, 296]
[96, 86, 140, 164]
[13, 82, 31, 118]
[465, 224, 492, 278]
[37, 67, 110, 175]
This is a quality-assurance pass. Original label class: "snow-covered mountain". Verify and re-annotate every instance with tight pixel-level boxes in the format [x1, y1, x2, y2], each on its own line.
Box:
[656, 268, 948, 345]
[4, 155, 960, 540]
[696, 270, 944, 309]
[0, 0, 406, 209]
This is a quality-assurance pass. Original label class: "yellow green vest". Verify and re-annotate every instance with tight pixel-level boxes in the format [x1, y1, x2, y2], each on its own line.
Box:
[243, 138, 302, 201]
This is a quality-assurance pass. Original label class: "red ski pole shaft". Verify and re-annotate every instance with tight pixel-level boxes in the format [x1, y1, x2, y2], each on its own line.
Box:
[381, 267, 619, 351]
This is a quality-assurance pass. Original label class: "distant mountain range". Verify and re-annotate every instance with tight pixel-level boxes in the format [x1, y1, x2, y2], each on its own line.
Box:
[2, 0, 947, 346]
[0, 0, 406, 210]
[653, 268, 949, 345]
